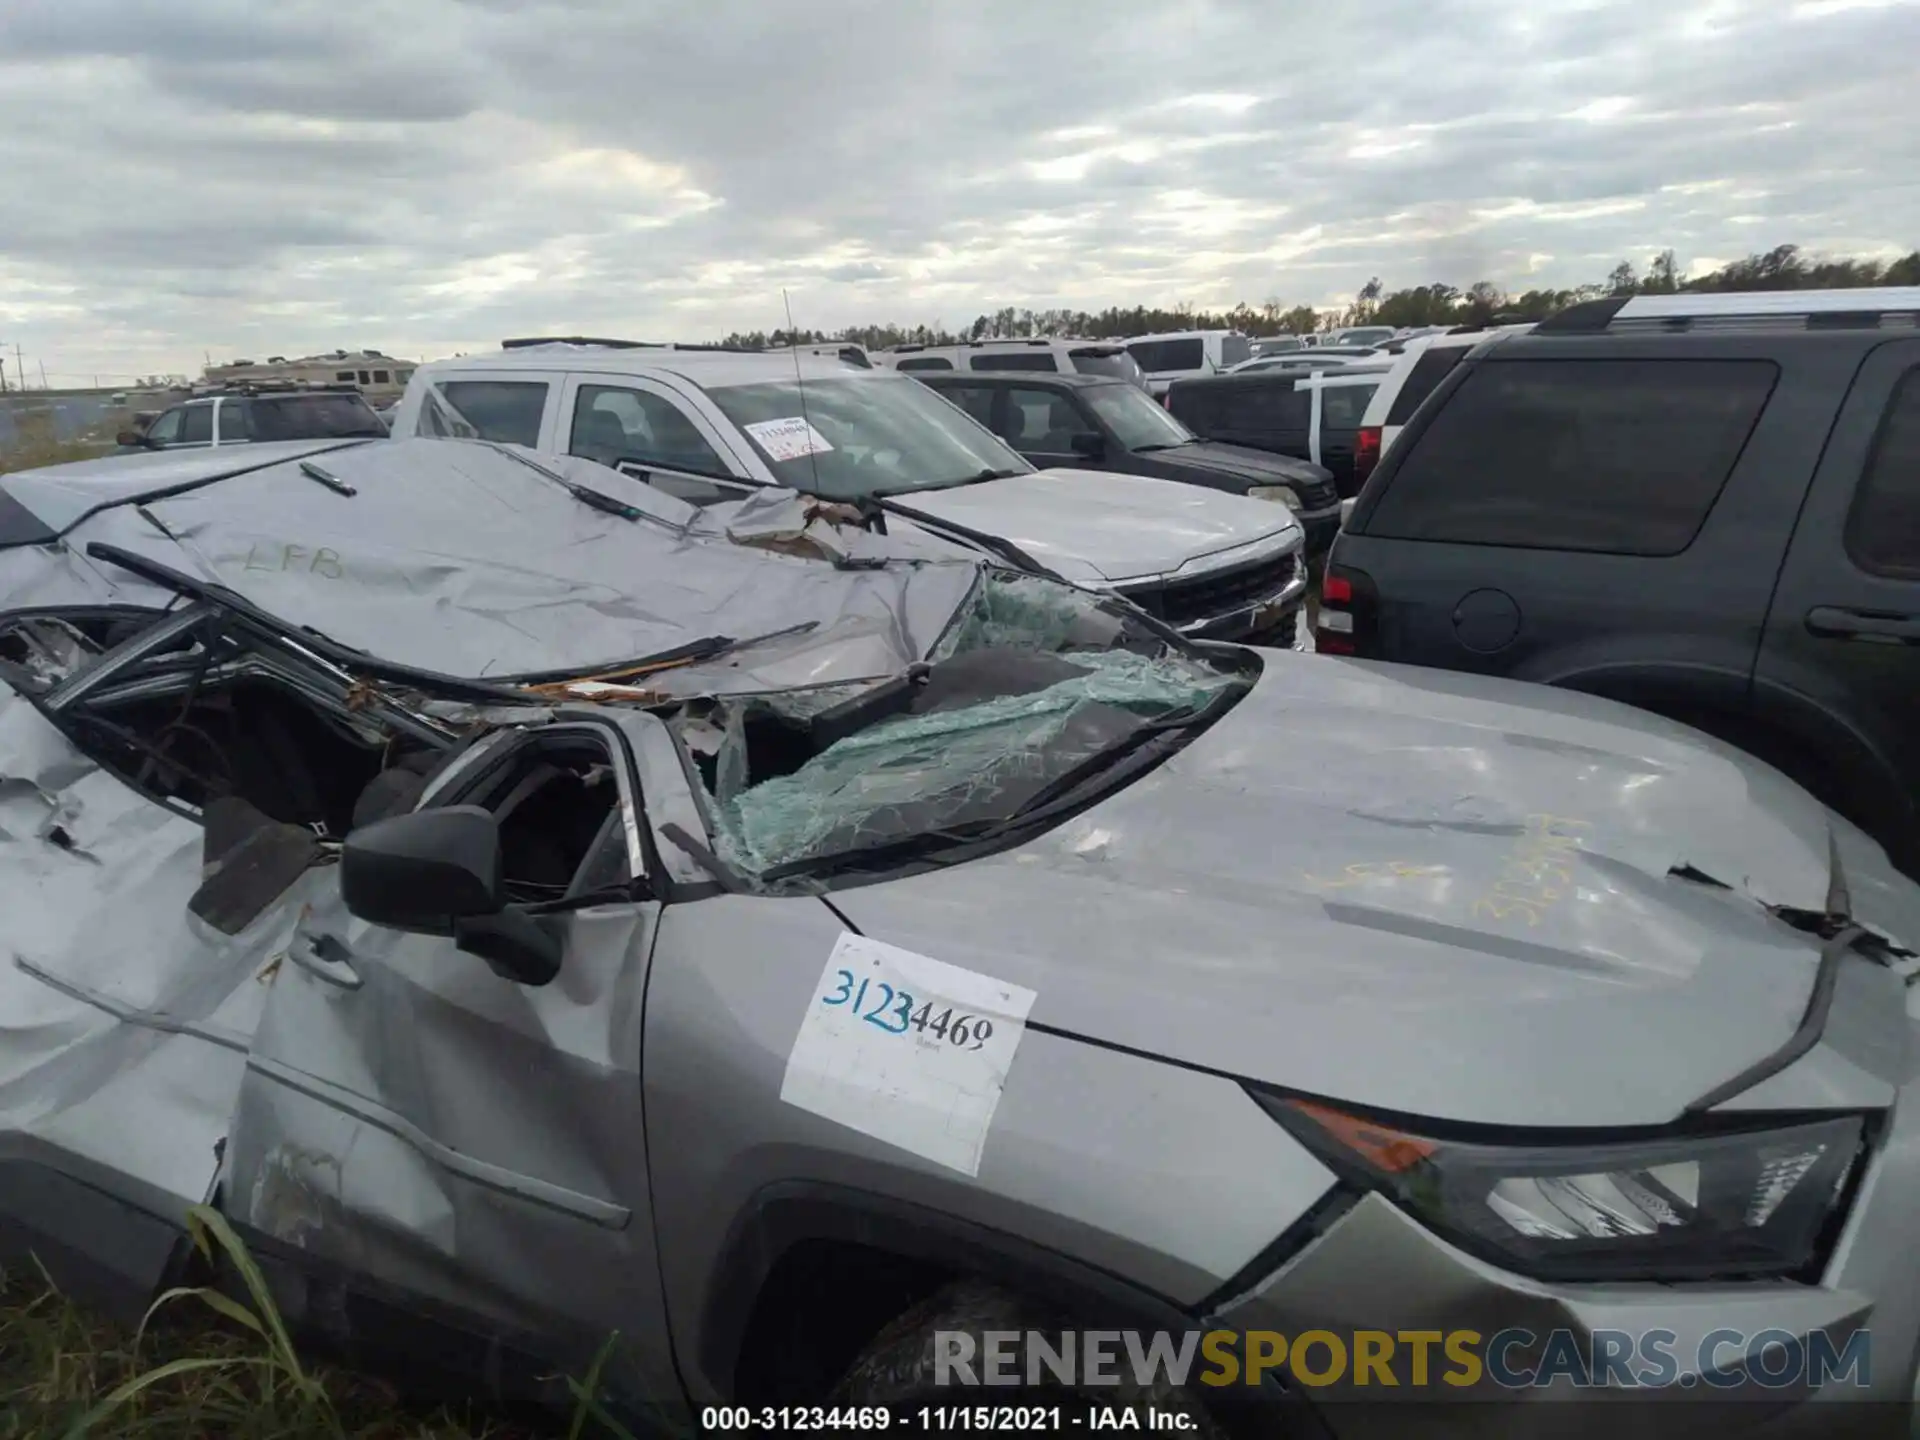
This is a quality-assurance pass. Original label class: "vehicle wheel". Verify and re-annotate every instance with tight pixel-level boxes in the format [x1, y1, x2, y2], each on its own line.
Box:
[830, 1279, 1229, 1437]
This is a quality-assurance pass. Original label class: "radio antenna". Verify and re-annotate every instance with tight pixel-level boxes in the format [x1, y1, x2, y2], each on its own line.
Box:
[782, 288, 824, 495]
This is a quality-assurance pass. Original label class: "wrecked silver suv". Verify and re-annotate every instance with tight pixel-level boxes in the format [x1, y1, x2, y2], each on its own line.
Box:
[4, 438, 1920, 1439]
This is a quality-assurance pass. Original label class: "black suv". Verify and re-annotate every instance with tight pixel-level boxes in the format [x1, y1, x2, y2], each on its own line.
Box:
[1166, 366, 1385, 498]
[116, 384, 389, 453]
[1321, 289, 1920, 874]
[908, 370, 1345, 557]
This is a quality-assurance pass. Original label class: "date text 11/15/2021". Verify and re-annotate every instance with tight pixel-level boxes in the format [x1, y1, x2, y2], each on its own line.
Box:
[701, 1404, 1200, 1431]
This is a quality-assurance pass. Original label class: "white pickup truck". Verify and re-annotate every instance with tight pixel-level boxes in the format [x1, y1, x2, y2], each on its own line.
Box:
[390, 341, 1309, 644]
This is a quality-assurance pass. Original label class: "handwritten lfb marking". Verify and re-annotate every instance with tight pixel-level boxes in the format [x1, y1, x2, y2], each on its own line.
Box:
[1473, 813, 1591, 928]
[242, 542, 344, 579]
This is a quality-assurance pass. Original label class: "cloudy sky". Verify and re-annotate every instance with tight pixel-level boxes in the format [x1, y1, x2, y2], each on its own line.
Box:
[0, 0, 1915, 382]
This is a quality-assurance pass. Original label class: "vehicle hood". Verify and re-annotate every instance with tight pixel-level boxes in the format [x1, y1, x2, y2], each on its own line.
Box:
[3, 438, 369, 529]
[828, 654, 1917, 1128]
[0, 438, 981, 690]
[892, 469, 1301, 586]
[1126, 441, 1332, 493]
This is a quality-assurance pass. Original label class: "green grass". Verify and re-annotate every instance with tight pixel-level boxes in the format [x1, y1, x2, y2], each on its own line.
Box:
[0, 1208, 650, 1440]
[0, 415, 125, 475]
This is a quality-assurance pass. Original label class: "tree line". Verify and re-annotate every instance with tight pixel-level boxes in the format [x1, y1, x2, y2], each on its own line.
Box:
[718, 243, 1920, 350]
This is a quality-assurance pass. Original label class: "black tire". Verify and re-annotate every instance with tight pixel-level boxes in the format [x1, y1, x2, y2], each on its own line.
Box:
[830, 1279, 1230, 1437]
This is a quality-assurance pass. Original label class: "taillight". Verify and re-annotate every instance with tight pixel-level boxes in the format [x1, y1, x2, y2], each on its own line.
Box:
[1353, 426, 1383, 486]
[1315, 562, 1377, 657]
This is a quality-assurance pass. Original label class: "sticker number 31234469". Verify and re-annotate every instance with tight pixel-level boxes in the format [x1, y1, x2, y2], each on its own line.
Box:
[819, 969, 995, 1049]
[780, 932, 1039, 1178]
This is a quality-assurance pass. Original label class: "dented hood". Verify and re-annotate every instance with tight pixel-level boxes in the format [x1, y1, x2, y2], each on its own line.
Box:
[892, 468, 1301, 586]
[828, 653, 1896, 1129]
[0, 439, 979, 686]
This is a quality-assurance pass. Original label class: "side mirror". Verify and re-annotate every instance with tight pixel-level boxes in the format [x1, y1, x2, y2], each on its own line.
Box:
[339, 803, 563, 986]
[116, 429, 151, 448]
[340, 805, 504, 934]
[1069, 431, 1107, 461]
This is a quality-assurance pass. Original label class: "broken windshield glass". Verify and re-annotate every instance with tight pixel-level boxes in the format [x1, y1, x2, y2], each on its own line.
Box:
[684, 570, 1249, 887]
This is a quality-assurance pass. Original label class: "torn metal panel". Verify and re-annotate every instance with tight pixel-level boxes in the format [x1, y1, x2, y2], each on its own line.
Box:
[0, 684, 318, 1259]
[221, 882, 681, 1403]
[2, 440, 982, 686]
[823, 654, 1875, 1128]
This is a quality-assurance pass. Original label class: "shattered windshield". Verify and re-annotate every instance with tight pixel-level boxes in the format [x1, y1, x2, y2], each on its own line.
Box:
[681, 571, 1251, 888]
[702, 376, 1034, 499]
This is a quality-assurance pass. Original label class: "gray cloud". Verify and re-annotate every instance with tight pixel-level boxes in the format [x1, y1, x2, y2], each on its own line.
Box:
[0, 0, 1915, 382]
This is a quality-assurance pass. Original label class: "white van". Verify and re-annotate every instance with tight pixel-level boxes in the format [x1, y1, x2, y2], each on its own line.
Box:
[392, 343, 1308, 643]
[879, 339, 1146, 388]
[1122, 331, 1253, 398]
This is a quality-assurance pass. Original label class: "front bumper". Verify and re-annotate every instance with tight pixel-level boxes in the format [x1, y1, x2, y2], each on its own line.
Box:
[1175, 570, 1307, 643]
[1298, 504, 1342, 559]
[1109, 546, 1308, 643]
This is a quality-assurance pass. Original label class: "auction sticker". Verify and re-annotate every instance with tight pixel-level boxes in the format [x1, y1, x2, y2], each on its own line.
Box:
[781, 932, 1036, 1177]
[744, 416, 835, 463]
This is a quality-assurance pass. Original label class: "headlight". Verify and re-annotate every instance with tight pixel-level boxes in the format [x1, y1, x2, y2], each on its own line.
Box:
[1247, 485, 1302, 510]
[1258, 1093, 1868, 1282]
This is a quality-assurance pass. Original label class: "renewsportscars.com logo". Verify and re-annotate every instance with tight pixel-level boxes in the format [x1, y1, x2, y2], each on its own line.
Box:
[932, 1327, 1873, 1393]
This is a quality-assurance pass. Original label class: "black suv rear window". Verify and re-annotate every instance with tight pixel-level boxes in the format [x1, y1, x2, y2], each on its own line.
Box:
[1127, 339, 1204, 373]
[1386, 347, 1467, 424]
[249, 394, 386, 440]
[1845, 368, 1920, 580]
[1364, 358, 1777, 556]
[969, 353, 1057, 372]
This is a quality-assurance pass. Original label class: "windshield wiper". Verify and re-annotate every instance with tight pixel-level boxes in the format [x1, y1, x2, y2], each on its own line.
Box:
[485, 442, 685, 530]
[1129, 442, 1187, 453]
[874, 496, 1063, 581]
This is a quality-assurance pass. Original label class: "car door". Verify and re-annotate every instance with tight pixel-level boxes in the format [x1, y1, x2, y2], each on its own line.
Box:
[220, 715, 682, 1405]
[924, 380, 997, 432]
[214, 398, 252, 448]
[140, 406, 187, 449]
[561, 376, 757, 508]
[1217, 380, 1311, 459]
[1755, 339, 1920, 871]
[173, 401, 214, 450]
[1001, 385, 1095, 469]
[1314, 378, 1383, 499]
[409, 371, 562, 448]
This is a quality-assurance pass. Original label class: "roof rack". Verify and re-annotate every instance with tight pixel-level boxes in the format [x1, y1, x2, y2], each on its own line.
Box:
[1536, 287, 1920, 336]
[194, 379, 367, 397]
[501, 336, 654, 350]
[499, 337, 769, 355]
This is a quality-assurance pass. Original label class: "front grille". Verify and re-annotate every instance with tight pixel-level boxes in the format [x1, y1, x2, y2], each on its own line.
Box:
[1122, 549, 1299, 630]
[1299, 477, 1339, 509]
